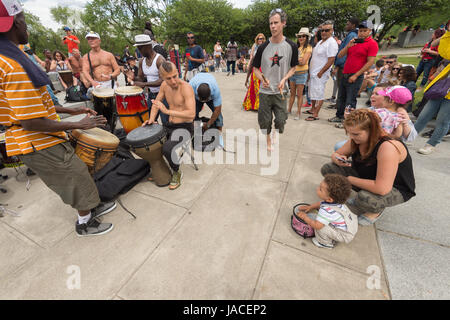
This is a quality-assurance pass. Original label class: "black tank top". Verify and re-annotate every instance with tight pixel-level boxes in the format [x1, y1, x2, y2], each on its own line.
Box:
[351, 137, 416, 201]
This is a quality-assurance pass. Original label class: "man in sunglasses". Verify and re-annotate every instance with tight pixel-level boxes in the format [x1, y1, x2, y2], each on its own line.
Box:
[378, 54, 398, 84]
[252, 8, 298, 150]
[307, 20, 338, 121]
[184, 32, 205, 82]
[329, 20, 378, 123]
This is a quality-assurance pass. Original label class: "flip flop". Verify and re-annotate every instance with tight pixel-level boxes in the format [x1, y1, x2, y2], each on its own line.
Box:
[302, 110, 313, 115]
[305, 116, 319, 121]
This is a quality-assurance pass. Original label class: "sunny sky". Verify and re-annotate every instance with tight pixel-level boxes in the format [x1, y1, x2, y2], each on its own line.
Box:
[22, 0, 254, 31]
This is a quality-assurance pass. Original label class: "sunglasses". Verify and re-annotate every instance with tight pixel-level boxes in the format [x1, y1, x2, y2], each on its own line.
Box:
[321, 29, 331, 33]
[257, 38, 264, 40]
[270, 8, 284, 15]
[297, 35, 307, 38]
[187, 36, 195, 39]
[386, 61, 394, 64]
[392, 68, 400, 70]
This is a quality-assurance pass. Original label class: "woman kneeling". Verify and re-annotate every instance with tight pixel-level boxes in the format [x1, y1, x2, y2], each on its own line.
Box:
[322, 109, 416, 226]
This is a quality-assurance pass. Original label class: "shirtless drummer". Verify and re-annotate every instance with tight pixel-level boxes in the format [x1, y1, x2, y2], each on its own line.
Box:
[81, 31, 121, 92]
[142, 61, 195, 190]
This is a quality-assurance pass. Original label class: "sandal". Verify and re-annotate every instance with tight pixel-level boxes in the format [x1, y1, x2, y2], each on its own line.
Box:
[305, 116, 319, 121]
[302, 110, 313, 115]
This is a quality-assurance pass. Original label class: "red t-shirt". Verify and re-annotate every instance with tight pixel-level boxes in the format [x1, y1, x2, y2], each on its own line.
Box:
[343, 36, 379, 74]
[64, 35, 79, 53]
[421, 42, 439, 60]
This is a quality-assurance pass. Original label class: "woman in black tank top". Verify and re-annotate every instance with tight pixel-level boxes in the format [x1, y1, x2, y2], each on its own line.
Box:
[321, 109, 416, 225]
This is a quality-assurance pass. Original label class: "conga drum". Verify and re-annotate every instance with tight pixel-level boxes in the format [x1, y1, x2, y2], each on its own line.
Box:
[0, 131, 23, 168]
[58, 70, 73, 86]
[125, 124, 171, 187]
[69, 127, 119, 174]
[92, 87, 117, 132]
[115, 86, 149, 133]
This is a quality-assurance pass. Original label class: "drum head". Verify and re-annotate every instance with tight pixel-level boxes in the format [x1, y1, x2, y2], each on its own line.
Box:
[125, 124, 165, 148]
[93, 87, 115, 98]
[71, 127, 120, 149]
[115, 86, 143, 96]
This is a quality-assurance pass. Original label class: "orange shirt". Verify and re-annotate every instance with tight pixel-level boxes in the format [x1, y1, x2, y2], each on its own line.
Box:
[0, 54, 66, 156]
[64, 35, 79, 54]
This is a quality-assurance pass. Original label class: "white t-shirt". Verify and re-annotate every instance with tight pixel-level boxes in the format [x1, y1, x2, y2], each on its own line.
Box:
[309, 37, 338, 76]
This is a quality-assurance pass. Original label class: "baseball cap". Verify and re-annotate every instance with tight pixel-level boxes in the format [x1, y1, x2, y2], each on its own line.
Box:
[378, 86, 412, 105]
[85, 31, 100, 39]
[0, 0, 23, 33]
[63, 26, 71, 31]
[358, 20, 374, 29]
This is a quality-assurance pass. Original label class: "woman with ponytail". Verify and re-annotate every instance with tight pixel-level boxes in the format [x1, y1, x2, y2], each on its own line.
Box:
[320, 109, 416, 226]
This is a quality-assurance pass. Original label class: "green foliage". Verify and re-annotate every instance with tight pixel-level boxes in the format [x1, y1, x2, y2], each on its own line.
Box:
[23, 0, 447, 57]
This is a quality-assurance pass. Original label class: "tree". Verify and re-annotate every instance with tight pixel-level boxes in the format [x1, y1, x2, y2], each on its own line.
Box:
[163, 0, 248, 52]
[370, 0, 444, 42]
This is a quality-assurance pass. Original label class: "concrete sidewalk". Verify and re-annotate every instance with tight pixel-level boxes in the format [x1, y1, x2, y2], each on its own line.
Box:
[0, 72, 448, 300]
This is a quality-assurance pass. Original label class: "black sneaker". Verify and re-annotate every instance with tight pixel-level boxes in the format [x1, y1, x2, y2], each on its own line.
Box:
[92, 201, 117, 219]
[326, 104, 337, 109]
[422, 129, 434, 138]
[76, 217, 113, 237]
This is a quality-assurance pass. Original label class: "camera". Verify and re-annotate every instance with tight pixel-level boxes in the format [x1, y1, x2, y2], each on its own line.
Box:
[354, 38, 365, 44]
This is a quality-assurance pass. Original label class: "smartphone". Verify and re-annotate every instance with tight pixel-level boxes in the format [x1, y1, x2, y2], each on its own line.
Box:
[336, 155, 352, 164]
[354, 38, 365, 44]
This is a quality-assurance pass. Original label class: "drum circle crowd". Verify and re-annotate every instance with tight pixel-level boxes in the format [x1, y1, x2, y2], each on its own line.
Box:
[1, 1, 448, 249]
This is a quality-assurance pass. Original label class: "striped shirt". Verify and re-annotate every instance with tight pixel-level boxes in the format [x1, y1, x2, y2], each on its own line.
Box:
[316, 202, 348, 231]
[0, 53, 65, 156]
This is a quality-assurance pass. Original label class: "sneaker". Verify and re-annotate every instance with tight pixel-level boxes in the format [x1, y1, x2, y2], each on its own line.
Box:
[335, 123, 345, 129]
[302, 103, 312, 108]
[169, 170, 183, 190]
[418, 144, 435, 155]
[312, 237, 334, 249]
[326, 104, 337, 109]
[294, 116, 300, 120]
[227, 71, 231, 76]
[328, 116, 343, 123]
[422, 129, 434, 138]
[444, 130, 450, 138]
[92, 201, 117, 219]
[325, 97, 336, 103]
[76, 217, 113, 237]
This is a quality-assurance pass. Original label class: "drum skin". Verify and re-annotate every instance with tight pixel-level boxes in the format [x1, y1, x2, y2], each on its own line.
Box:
[69, 127, 119, 174]
[126, 125, 171, 187]
[115, 86, 149, 133]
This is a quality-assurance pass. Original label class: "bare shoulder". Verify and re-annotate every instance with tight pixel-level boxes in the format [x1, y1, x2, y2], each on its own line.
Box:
[181, 81, 195, 96]
[379, 140, 407, 160]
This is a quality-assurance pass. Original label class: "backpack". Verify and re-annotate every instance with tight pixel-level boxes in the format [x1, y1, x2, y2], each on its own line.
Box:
[153, 43, 168, 60]
[93, 155, 150, 203]
[65, 85, 88, 102]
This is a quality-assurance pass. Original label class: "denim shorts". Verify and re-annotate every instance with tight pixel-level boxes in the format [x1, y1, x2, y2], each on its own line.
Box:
[289, 72, 308, 85]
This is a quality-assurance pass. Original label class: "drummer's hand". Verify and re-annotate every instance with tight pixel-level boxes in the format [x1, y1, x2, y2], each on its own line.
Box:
[72, 107, 97, 116]
[91, 81, 100, 88]
[152, 100, 169, 114]
[100, 73, 112, 80]
[78, 115, 107, 130]
[141, 119, 157, 127]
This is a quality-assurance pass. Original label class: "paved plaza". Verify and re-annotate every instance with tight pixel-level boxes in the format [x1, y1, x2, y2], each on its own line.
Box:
[0, 72, 448, 300]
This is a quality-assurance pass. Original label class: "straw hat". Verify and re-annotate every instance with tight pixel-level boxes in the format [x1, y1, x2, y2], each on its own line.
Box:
[295, 27, 313, 38]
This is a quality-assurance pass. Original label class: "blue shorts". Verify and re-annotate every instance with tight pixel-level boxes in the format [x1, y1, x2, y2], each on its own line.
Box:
[289, 72, 308, 85]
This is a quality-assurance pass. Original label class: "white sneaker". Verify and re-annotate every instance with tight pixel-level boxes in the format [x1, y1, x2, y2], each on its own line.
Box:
[418, 144, 435, 155]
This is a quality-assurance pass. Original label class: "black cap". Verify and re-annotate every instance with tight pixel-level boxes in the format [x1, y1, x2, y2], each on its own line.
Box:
[126, 56, 136, 61]
[358, 20, 374, 29]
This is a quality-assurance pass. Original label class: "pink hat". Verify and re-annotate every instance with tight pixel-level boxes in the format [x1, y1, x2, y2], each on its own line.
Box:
[378, 85, 413, 105]
[0, 0, 22, 33]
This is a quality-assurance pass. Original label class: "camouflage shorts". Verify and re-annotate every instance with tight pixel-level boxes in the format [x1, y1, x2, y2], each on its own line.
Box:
[321, 162, 405, 216]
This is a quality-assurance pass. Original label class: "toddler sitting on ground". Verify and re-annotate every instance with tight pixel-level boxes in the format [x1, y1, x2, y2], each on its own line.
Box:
[294, 174, 358, 249]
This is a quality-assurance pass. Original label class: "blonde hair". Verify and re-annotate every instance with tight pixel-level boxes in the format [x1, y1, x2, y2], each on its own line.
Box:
[254, 33, 266, 44]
